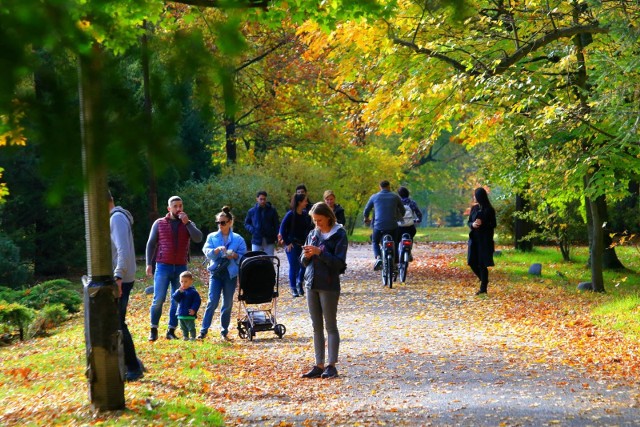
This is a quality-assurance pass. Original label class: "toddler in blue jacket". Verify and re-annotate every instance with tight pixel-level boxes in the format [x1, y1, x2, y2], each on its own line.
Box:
[172, 271, 202, 340]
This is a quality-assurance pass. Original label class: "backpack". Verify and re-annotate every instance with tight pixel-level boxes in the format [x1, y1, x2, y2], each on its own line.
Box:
[398, 203, 415, 227]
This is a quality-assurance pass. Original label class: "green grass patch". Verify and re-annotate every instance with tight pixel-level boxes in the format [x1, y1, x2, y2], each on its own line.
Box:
[350, 226, 471, 243]
[592, 294, 640, 340]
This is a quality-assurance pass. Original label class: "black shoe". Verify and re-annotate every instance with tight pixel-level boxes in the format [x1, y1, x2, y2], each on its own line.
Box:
[196, 331, 207, 340]
[408, 254, 414, 262]
[125, 370, 144, 382]
[148, 327, 158, 342]
[166, 328, 179, 340]
[297, 286, 305, 296]
[373, 259, 382, 271]
[302, 366, 324, 378]
[292, 290, 300, 297]
[321, 365, 338, 379]
[475, 290, 487, 296]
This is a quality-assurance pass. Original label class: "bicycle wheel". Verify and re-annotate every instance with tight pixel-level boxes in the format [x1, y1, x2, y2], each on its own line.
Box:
[385, 253, 394, 288]
[381, 254, 389, 287]
[398, 250, 408, 283]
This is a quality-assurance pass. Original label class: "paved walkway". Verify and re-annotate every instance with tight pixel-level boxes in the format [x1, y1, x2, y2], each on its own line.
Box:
[210, 242, 639, 426]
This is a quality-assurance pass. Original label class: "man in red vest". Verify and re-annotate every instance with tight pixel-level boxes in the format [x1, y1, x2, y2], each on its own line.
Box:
[146, 196, 203, 341]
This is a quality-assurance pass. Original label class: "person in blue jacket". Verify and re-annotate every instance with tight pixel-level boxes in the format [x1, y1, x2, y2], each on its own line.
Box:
[172, 271, 202, 341]
[279, 193, 313, 297]
[244, 190, 280, 256]
[199, 206, 247, 340]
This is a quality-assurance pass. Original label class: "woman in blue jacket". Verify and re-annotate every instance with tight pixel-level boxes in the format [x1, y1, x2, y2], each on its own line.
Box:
[279, 193, 312, 297]
[300, 202, 348, 379]
[199, 206, 247, 340]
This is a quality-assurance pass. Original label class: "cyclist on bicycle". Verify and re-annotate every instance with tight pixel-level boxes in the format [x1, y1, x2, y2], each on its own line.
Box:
[363, 180, 405, 271]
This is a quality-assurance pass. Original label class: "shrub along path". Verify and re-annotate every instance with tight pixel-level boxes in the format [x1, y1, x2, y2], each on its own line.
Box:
[203, 242, 640, 426]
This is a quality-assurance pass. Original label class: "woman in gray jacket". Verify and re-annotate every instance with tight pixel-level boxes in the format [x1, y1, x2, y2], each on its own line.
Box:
[300, 202, 348, 379]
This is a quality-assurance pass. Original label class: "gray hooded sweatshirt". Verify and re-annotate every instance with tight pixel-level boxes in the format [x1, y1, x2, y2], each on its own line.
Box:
[110, 206, 137, 283]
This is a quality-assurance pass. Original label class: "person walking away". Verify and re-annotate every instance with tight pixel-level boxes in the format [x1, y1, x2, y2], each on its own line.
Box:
[363, 180, 405, 271]
[109, 191, 144, 381]
[279, 193, 313, 297]
[244, 190, 280, 256]
[146, 196, 203, 341]
[300, 202, 348, 379]
[199, 206, 247, 340]
[172, 271, 202, 340]
[397, 186, 423, 261]
[323, 190, 346, 226]
[467, 187, 496, 295]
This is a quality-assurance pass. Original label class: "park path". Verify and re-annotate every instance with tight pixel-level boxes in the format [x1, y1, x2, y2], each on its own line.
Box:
[205, 242, 639, 426]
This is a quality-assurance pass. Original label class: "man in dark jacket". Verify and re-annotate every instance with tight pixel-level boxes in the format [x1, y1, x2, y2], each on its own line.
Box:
[244, 190, 280, 256]
[363, 180, 405, 271]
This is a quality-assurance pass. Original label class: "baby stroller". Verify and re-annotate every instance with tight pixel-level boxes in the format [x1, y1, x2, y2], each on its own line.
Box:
[236, 251, 286, 340]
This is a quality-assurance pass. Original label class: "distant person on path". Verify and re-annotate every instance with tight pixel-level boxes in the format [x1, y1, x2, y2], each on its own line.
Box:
[244, 190, 280, 256]
[363, 180, 405, 271]
[109, 191, 144, 381]
[323, 190, 346, 226]
[397, 186, 423, 240]
[200, 207, 247, 340]
[467, 187, 496, 295]
[172, 271, 202, 341]
[146, 196, 203, 341]
[279, 193, 313, 297]
[300, 202, 348, 379]
[295, 184, 313, 205]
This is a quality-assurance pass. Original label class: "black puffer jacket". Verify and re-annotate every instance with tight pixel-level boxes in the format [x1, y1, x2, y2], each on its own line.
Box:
[300, 225, 348, 292]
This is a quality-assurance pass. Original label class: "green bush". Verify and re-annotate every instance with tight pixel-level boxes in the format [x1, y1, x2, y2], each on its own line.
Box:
[30, 304, 69, 336]
[19, 279, 82, 313]
[0, 232, 31, 289]
[0, 286, 23, 303]
[0, 301, 36, 341]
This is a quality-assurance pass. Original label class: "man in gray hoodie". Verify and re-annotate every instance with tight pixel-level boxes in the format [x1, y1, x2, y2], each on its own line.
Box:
[363, 180, 405, 271]
[109, 191, 144, 381]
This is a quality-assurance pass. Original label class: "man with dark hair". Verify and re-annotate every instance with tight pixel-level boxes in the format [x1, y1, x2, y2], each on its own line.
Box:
[245, 190, 280, 256]
[363, 180, 405, 272]
[146, 196, 202, 341]
[109, 191, 144, 381]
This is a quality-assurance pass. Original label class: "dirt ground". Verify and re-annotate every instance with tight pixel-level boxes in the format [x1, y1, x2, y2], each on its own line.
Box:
[202, 242, 640, 426]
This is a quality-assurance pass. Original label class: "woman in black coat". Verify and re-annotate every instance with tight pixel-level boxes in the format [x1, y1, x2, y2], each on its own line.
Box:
[467, 187, 496, 295]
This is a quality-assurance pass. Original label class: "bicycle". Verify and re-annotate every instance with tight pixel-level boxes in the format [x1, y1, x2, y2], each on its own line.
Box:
[380, 234, 396, 288]
[397, 233, 413, 283]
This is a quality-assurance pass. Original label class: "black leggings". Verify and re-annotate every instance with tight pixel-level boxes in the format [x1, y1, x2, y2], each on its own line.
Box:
[470, 264, 489, 292]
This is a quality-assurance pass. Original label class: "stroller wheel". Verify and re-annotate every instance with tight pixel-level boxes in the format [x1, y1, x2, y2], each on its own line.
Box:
[247, 326, 254, 341]
[274, 324, 286, 338]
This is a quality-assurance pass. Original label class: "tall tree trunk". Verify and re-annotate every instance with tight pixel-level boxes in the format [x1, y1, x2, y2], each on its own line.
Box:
[514, 136, 533, 251]
[78, 45, 125, 410]
[514, 193, 533, 251]
[584, 174, 605, 292]
[597, 196, 625, 269]
[142, 22, 158, 226]
[225, 114, 237, 163]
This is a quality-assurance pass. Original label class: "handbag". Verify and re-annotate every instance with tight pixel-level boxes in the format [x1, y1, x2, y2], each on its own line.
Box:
[211, 257, 230, 280]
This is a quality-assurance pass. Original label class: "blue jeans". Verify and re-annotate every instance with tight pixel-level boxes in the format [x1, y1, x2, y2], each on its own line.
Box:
[200, 269, 237, 336]
[251, 238, 275, 256]
[119, 281, 141, 375]
[149, 263, 186, 329]
[372, 228, 399, 263]
[285, 244, 305, 294]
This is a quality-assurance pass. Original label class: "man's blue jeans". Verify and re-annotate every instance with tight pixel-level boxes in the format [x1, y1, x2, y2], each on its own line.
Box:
[149, 263, 186, 329]
[200, 269, 237, 337]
